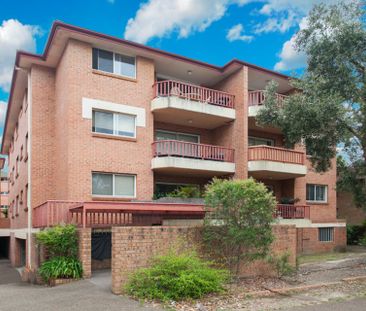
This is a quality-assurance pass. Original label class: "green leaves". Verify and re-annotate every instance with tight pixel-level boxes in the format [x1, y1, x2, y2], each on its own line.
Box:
[125, 252, 228, 301]
[203, 178, 276, 274]
[38, 257, 83, 282]
[36, 224, 78, 258]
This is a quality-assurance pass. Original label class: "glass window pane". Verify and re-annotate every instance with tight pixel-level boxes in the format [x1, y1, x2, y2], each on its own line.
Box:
[316, 186, 326, 201]
[92, 48, 98, 70]
[98, 49, 113, 73]
[156, 131, 176, 140]
[116, 114, 135, 137]
[115, 175, 135, 196]
[115, 54, 135, 78]
[306, 184, 315, 201]
[92, 173, 113, 195]
[93, 111, 113, 134]
[177, 133, 199, 143]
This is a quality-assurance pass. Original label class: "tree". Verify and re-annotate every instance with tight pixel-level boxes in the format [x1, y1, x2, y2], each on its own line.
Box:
[203, 178, 276, 275]
[257, 1, 366, 208]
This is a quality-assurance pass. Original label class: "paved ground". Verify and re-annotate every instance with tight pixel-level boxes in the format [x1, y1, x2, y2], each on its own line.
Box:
[290, 298, 366, 311]
[0, 260, 161, 311]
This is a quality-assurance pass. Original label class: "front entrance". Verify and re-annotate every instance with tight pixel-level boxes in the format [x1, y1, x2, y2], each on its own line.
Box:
[0, 237, 9, 259]
[91, 229, 111, 270]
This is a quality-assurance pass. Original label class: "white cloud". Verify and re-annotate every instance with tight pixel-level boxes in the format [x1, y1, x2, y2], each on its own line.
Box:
[274, 17, 308, 71]
[0, 19, 40, 92]
[124, 0, 247, 44]
[226, 24, 253, 42]
[254, 11, 298, 33]
[0, 101, 7, 128]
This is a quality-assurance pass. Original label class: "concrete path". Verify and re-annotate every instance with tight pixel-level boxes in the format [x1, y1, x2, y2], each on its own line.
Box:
[0, 260, 161, 311]
[289, 298, 366, 311]
[0, 259, 21, 284]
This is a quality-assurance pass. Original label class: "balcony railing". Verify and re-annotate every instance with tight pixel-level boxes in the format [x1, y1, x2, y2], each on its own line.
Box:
[153, 80, 235, 108]
[248, 90, 287, 106]
[248, 145, 305, 165]
[152, 140, 235, 162]
[276, 204, 310, 219]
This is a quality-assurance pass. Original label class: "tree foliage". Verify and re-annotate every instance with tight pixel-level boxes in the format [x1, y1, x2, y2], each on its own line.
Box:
[257, 1, 366, 208]
[203, 178, 276, 275]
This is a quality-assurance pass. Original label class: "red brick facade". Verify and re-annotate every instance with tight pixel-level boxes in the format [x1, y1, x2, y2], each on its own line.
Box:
[2, 22, 345, 269]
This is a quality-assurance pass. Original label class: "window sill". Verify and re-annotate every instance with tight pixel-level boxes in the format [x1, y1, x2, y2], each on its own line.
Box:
[306, 201, 328, 205]
[92, 133, 137, 142]
[92, 69, 137, 83]
[91, 196, 135, 202]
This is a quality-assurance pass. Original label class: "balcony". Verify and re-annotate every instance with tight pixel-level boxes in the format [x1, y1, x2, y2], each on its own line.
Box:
[276, 204, 310, 219]
[248, 90, 287, 117]
[248, 145, 306, 179]
[151, 80, 236, 129]
[151, 140, 235, 176]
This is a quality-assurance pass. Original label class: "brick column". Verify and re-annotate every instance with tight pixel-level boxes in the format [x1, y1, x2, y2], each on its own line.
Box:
[78, 228, 92, 278]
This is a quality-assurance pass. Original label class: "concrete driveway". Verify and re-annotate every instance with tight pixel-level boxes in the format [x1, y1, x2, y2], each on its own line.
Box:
[0, 260, 161, 311]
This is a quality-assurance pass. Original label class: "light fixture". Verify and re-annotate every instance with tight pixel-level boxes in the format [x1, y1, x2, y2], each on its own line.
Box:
[187, 119, 193, 124]
[187, 70, 192, 75]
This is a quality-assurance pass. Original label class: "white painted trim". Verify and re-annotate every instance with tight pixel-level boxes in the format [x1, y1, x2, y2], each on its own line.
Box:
[82, 97, 146, 127]
[248, 160, 307, 176]
[152, 157, 235, 174]
[27, 70, 32, 269]
[0, 228, 40, 238]
[151, 96, 236, 120]
[296, 222, 346, 228]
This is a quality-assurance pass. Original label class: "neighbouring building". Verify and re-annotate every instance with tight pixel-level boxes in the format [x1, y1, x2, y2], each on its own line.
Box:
[0, 22, 346, 273]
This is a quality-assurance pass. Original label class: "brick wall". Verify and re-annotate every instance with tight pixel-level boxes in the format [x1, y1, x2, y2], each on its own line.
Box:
[337, 191, 366, 225]
[297, 226, 346, 254]
[111, 225, 296, 294]
[78, 228, 92, 278]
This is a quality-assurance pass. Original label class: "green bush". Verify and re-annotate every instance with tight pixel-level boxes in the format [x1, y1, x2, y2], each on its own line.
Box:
[347, 223, 366, 245]
[267, 252, 294, 278]
[166, 185, 203, 198]
[126, 252, 228, 301]
[36, 224, 78, 258]
[38, 257, 83, 282]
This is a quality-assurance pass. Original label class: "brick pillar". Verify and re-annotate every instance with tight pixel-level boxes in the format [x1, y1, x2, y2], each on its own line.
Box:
[78, 228, 92, 278]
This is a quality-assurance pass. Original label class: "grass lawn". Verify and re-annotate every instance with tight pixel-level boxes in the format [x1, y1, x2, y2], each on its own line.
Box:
[298, 252, 356, 265]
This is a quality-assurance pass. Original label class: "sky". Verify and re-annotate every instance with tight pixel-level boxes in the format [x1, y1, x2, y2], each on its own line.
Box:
[0, 0, 340, 145]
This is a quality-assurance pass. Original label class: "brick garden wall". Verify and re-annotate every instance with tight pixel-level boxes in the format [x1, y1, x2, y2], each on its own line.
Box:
[78, 228, 92, 278]
[111, 225, 296, 294]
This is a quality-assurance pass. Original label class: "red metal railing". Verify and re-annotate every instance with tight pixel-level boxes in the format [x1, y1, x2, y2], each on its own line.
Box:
[32, 201, 81, 228]
[248, 90, 287, 106]
[152, 140, 235, 162]
[248, 145, 305, 165]
[153, 80, 235, 108]
[276, 204, 310, 219]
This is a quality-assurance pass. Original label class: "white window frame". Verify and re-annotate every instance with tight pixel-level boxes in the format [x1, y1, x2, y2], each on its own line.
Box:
[248, 136, 275, 146]
[318, 227, 334, 242]
[94, 48, 136, 79]
[92, 172, 136, 198]
[156, 129, 200, 143]
[92, 110, 137, 139]
[306, 184, 328, 203]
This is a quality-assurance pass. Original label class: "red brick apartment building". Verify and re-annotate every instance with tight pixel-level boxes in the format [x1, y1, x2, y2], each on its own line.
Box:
[0, 22, 345, 270]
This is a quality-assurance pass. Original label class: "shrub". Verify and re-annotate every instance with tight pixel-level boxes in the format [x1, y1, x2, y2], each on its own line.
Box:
[347, 223, 366, 245]
[38, 257, 83, 282]
[267, 252, 294, 278]
[125, 252, 229, 301]
[36, 224, 78, 258]
[166, 185, 203, 198]
[203, 178, 276, 274]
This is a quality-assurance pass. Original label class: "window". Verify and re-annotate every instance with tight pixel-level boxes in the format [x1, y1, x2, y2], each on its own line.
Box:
[25, 184, 29, 211]
[20, 190, 23, 204]
[306, 184, 327, 203]
[24, 89, 28, 111]
[249, 136, 275, 146]
[25, 133, 28, 160]
[92, 110, 136, 138]
[319, 227, 334, 242]
[92, 48, 136, 78]
[15, 156, 19, 178]
[15, 196, 19, 216]
[156, 130, 200, 143]
[92, 172, 136, 198]
[20, 145, 23, 160]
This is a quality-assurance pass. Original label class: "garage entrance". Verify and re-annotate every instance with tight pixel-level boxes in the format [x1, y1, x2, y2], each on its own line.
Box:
[0, 237, 9, 258]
